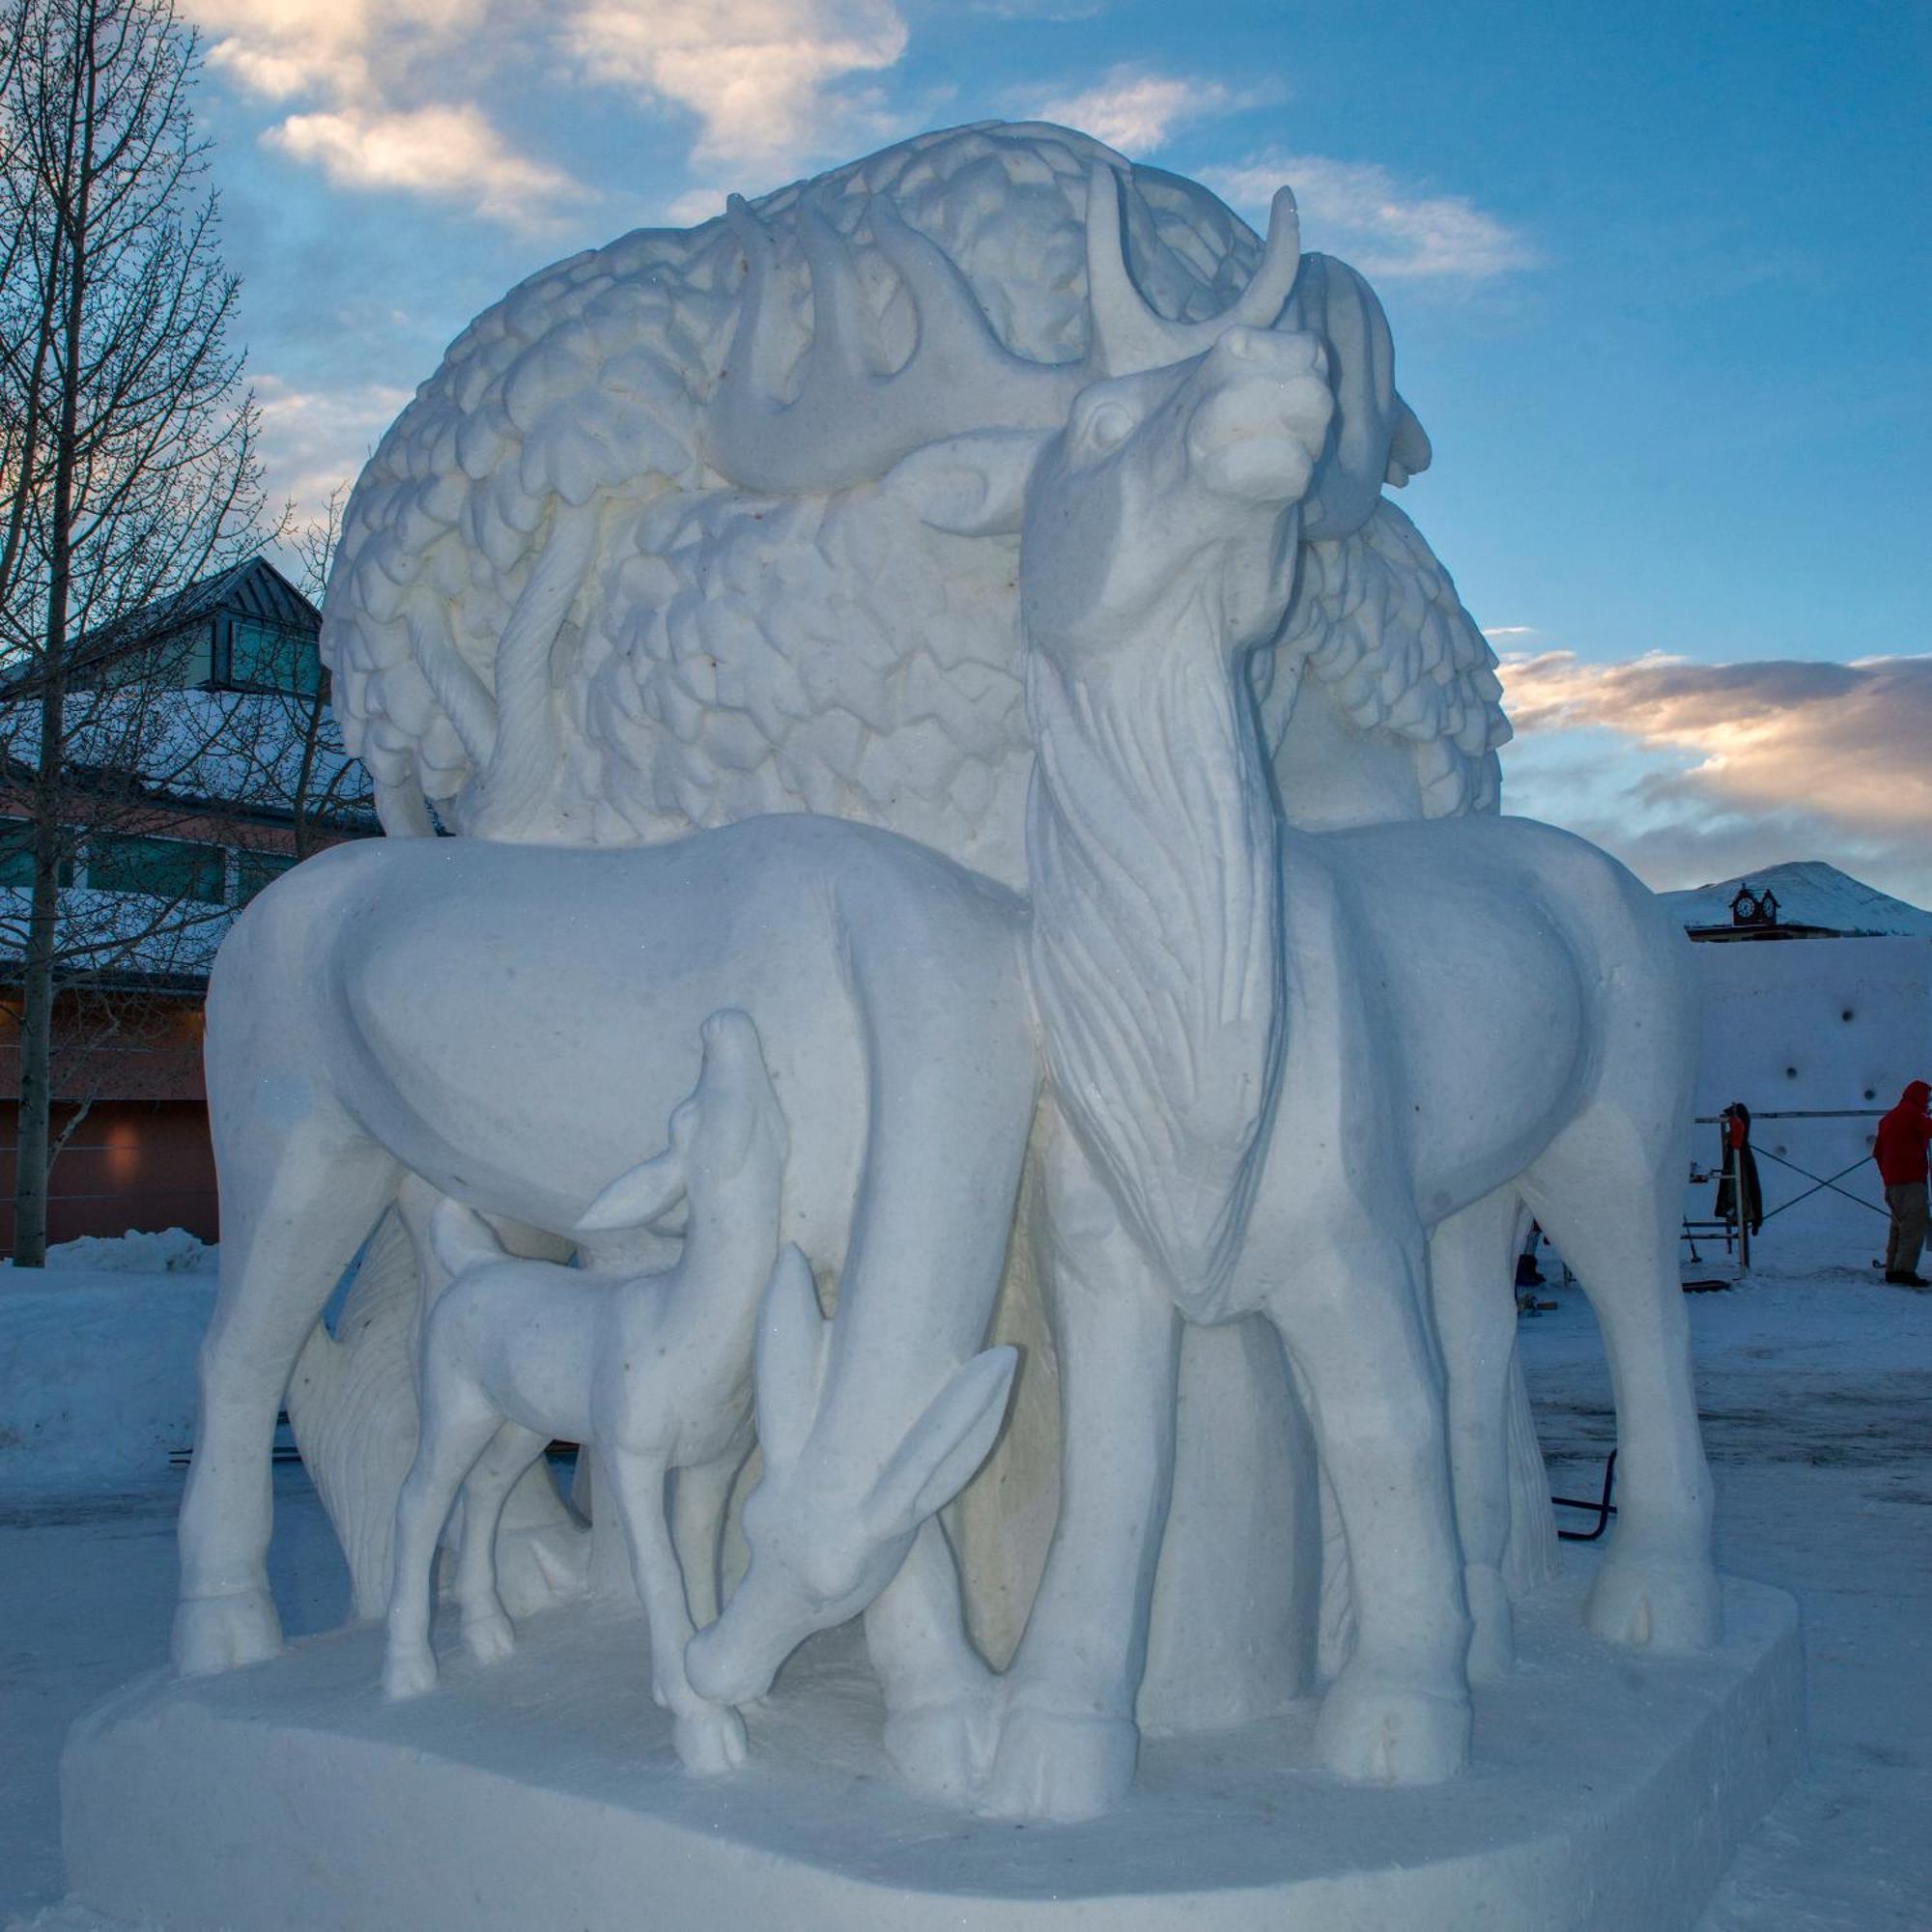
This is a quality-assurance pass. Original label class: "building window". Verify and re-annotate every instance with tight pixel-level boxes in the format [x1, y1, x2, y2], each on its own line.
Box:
[74, 621, 213, 691]
[86, 833, 227, 905]
[217, 616, 322, 696]
[0, 816, 76, 888]
[234, 848, 298, 905]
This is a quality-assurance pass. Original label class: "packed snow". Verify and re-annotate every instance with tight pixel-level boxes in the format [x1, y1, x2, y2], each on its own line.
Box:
[2, 1230, 1928, 1927]
[30, 1230, 215, 1276]
[1, 1235, 216, 1495]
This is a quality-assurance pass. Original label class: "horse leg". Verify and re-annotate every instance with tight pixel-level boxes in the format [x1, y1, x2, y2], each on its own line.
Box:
[980, 1117, 1181, 1824]
[1428, 1188, 1527, 1682]
[175, 1109, 399, 1676]
[1267, 1221, 1472, 1784]
[1521, 1122, 1720, 1650]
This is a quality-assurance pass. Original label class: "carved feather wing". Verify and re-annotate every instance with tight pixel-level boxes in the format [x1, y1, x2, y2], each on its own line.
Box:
[321, 226, 729, 833]
[1256, 497, 1509, 827]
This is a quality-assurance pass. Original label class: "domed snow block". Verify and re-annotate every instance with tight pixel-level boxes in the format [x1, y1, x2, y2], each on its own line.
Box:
[63, 1562, 1799, 1932]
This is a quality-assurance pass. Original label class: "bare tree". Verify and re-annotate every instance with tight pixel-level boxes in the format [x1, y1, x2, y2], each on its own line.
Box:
[283, 486, 364, 860]
[0, 0, 274, 1263]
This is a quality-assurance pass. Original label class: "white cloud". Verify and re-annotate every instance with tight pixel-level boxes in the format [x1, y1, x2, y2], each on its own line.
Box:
[1498, 649, 1932, 903]
[182, 0, 587, 225]
[1031, 65, 1275, 155]
[663, 185, 730, 226]
[559, 0, 908, 170]
[1202, 150, 1535, 281]
[269, 103, 586, 228]
[187, 0, 914, 211]
[972, 1, 1103, 17]
[255, 374, 413, 525]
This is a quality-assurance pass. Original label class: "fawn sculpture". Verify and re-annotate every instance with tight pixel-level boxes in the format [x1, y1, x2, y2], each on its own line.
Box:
[382, 1010, 790, 1776]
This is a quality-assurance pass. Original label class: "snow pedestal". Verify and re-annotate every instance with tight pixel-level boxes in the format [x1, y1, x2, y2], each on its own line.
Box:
[61, 1559, 1799, 1932]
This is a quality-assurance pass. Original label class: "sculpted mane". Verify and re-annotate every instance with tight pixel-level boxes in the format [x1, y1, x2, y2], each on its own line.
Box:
[1026, 625, 1282, 1293]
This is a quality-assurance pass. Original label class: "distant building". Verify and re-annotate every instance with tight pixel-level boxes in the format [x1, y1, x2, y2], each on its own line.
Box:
[1662, 861, 1932, 943]
[0, 557, 376, 1245]
[1663, 863, 1932, 1240]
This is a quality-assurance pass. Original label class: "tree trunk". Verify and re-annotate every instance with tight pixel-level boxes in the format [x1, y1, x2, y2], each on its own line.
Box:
[11, 6, 94, 1267]
[9, 789, 61, 1265]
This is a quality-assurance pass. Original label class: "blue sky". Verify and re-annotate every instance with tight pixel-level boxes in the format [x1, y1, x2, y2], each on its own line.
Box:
[182, 0, 1932, 900]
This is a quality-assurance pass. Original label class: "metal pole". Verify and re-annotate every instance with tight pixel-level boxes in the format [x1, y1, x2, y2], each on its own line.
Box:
[1732, 1131, 1750, 1274]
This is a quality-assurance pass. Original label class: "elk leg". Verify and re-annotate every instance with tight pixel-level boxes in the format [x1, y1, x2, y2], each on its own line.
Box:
[384, 1379, 501, 1699]
[452, 1421, 551, 1663]
[609, 1449, 747, 1776]
[1428, 1187, 1528, 1682]
[1267, 1222, 1473, 1786]
[176, 1120, 398, 1676]
[868, 1517, 998, 1804]
[669, 1443, 747, 1632]
[980, 1120, 1180, 1824]
[1522, 1120, 1720, 1651]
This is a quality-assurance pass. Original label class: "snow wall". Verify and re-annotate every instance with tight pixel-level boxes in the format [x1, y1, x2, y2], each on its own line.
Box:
[0, 1268, 215, 1495]
[1687, 935, 1932, 1251]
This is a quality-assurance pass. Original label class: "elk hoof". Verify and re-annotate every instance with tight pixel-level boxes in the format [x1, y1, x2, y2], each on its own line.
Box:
[173, 1588, 282, 1677]
[884, 1694, 999, 1807]
[383, 1644, 439, 1701]
[977, 1706, 1137, 1824]
[1586, 1545, 1721, 1652]
[462, 1608, 516, 1666]
[1316, 1667, 1470, 1785]
[674, 1704, 749, 1776]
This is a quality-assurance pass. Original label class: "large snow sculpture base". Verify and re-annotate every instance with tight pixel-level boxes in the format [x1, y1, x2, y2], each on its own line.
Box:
[64, 1562, 1798, 1932]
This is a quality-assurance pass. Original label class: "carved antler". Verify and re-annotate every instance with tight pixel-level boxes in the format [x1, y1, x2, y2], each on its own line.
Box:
[1084, 162, 1303, 375]
[704, 184, 1089, 494]
[703, 166, 1306, 496]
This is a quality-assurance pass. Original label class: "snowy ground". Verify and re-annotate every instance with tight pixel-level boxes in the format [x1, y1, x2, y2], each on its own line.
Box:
[2, 1231, 1928, 1928]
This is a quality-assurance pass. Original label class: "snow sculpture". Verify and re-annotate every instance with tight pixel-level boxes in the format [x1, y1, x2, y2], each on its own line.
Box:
[382, 1010, 790, 1776]
[177, 818, 1036, 1799]
[669, 216, 1720, 1815]
[294, 119, 1521, 1689]
[173, 120, 1721, 1835]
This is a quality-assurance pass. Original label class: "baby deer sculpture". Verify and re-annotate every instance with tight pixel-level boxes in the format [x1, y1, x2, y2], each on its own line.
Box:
[382, 1009, 790, 1776]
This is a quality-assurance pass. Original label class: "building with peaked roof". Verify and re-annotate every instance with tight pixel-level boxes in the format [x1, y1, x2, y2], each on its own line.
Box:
[0, 556, 377, 1246]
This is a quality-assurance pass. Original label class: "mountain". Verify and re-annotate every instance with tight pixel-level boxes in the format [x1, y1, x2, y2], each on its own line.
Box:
[1660, 861, 1932, 938]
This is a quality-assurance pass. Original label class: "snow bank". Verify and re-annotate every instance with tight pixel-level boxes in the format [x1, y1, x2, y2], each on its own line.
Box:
[42, 1229, 215, 1276]
[0, 1267, 214, 1496]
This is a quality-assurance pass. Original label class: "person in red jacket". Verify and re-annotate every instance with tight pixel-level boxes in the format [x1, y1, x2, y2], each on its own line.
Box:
[1874, 1079, 1931, 1286]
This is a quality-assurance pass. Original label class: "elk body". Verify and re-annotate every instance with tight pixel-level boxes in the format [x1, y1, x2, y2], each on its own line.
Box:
[682, 171, 1722, 1820]
[1003, 283, 1718, 1811]
[175, 815, 1033, 1799]
[381, 1011, 791, 1777]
